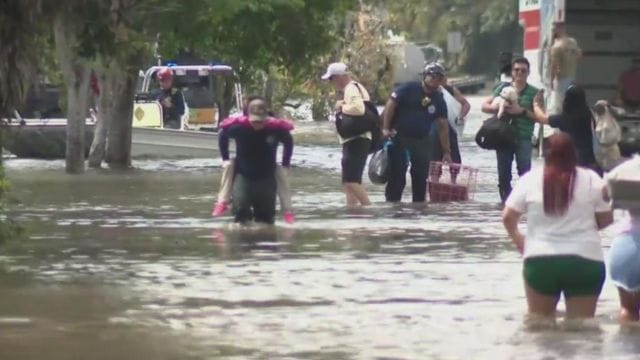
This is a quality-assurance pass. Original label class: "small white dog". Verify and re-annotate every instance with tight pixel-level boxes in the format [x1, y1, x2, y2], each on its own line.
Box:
[492, 86, 519, 119]
[593, 100, 623, 171]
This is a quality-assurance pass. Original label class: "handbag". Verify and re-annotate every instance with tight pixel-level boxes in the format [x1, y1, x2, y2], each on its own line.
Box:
[335, 83, 381, 141]
[368, 140, 391, 184]
[475, 116, 518, 150]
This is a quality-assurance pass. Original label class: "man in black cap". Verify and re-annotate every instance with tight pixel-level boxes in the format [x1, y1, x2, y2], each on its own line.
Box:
[381, 63, 451, 202]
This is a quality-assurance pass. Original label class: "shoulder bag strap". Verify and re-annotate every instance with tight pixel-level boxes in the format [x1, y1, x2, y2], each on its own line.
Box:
[351, 82, 365, 98]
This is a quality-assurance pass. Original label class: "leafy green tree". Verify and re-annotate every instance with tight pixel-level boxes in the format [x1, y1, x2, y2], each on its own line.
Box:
[152, 0, 357, 112]
[381, 0, 518, 73]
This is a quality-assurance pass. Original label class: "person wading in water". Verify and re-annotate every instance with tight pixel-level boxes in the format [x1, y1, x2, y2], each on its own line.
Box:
[217, 98, 293, 224]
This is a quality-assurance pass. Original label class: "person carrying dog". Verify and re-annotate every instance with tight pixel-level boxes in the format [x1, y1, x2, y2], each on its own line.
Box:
[481, 57, 540, 203]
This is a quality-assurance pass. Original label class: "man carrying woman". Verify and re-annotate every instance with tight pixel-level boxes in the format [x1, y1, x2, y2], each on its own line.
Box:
[217, 98, 293, 224]
[212, 96, 295, 224]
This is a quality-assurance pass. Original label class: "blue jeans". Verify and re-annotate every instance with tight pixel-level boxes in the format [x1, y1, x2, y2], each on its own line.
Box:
[609, 232, 640, 292]
[496, 139, 532, 202]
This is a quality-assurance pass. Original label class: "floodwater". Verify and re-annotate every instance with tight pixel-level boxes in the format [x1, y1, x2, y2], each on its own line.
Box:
[1, 97, 638, 360]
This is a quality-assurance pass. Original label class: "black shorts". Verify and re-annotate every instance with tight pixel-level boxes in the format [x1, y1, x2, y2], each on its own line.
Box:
[341, 137, 371, 184]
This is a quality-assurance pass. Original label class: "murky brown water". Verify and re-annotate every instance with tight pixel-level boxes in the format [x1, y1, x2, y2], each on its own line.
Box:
[1, 97, 638, 360]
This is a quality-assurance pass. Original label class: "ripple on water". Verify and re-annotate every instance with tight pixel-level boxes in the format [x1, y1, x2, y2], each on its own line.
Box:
[1, 96, 632, 359]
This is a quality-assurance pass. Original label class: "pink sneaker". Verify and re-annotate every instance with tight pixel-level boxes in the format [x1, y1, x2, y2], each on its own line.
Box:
[211, 201, 229, 217]
[283, 211, 295, 224]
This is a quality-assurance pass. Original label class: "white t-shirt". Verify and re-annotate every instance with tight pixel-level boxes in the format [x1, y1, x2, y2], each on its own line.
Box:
[506, 167, 611, 261]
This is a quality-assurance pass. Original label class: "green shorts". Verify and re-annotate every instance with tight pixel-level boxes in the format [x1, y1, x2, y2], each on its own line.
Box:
[523, 255, 605, 298]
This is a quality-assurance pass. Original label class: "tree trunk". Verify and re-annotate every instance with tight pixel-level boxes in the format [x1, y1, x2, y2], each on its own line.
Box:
[106, 67, 136, 169]
[88, 70, 110, 168]
[0, 125, 3, 167]
[54, 15, 91, 174]
[263, 70, 276, 107]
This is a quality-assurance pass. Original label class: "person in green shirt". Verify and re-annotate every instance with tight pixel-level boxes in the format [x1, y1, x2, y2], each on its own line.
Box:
[481, 57, 541, 203]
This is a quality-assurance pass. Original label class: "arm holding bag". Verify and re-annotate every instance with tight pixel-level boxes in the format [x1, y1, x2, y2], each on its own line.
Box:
[336, 82, 381, 139]
[368, 140, 391, 184]
[336, 110, 375, 138]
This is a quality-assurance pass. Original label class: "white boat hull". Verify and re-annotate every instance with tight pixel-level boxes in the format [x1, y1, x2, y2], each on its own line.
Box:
[131, 127, 218, 158]
[3, 119, 220, 159]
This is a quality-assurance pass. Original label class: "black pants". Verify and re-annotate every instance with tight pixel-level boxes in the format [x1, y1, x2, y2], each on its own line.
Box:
[384, 135, 431, 202]
[341, 137, 371, 184]
[232, 173, 277, 224]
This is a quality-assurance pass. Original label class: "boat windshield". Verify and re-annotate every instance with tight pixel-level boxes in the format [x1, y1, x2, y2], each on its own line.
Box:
[148, 69, 228, 108]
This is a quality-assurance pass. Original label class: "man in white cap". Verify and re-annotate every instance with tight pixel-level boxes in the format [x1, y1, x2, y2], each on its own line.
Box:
[322, 62, 372, 208]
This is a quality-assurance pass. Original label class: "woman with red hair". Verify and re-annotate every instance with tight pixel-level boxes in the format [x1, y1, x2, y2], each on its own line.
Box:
[502, 133, 613, 319]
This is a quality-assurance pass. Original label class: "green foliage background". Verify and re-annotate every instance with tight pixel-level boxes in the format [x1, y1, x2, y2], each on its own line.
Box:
[25, 0, 518, 114]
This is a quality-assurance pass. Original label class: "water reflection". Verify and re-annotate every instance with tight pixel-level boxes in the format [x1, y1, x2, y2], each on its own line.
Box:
[0, 96, 631, 359]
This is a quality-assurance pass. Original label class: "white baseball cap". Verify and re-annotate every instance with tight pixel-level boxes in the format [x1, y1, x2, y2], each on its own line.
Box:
[321, 62, 348, 80]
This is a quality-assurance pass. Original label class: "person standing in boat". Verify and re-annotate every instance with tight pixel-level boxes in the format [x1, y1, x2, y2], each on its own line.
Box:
[155, 67, 185, 129]
[218, 98, 294, 224]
